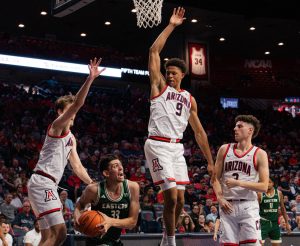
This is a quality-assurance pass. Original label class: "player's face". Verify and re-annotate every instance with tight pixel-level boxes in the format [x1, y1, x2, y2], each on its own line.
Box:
[234, 121, 253, 141]
[165, 66, 184, 89]
[108, 159, 124, 182]
[268, 179, 274, 190]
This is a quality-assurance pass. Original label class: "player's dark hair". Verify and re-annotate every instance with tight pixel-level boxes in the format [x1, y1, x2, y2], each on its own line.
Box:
[235, 115, 261, 138]
[164, 58, 187, 74]
[99, 155, 119, 174]
[55, 95, 75, 112]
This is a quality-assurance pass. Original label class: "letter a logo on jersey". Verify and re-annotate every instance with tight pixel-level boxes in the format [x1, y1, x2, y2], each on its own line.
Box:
[152, 158, 163, 172]
[44, 189, 57, 202]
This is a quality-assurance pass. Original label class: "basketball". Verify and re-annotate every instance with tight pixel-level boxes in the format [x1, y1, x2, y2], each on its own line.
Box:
[77, 210, 105, 237]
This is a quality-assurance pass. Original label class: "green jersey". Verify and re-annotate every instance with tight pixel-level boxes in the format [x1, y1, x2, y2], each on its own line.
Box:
[259, 188, 280, 222]
[91, 179, 131, 241]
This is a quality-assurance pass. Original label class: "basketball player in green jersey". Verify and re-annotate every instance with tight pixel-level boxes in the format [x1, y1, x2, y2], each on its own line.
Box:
[258, 178, 291, 246]
[74, 155, 140, 246]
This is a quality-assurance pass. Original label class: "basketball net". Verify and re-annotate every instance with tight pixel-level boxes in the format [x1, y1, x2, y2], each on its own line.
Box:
[133, 0, 163, 28]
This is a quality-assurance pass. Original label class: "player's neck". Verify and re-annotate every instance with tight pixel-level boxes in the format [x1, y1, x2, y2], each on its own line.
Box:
[266, 188, 275, 196]
[106, 180, 122, 194]
[236, 140, 252, 152]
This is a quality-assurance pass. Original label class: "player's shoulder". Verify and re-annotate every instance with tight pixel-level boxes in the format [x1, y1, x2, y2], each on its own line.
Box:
[127, 180, 139, 190]
[219, 143, 231, 152]
[127, 180, 140, 197]
[255, 147, 267, 157]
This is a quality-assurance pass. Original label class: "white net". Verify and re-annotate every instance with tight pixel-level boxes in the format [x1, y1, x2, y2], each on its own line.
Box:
[133, 0, 163, 28]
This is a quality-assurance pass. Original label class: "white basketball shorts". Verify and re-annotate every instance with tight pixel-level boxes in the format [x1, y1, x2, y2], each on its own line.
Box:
[219, 200, 261, 245]
[144, 139, 190, 191]
[28, 174, 64, 229]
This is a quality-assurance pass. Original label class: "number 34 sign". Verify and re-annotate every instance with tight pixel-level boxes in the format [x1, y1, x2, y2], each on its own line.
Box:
[188, 43, 208, 79]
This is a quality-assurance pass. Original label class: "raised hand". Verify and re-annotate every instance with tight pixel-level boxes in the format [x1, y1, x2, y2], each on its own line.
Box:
[169, 7, 186, 27]
[88, 57, 106, 79]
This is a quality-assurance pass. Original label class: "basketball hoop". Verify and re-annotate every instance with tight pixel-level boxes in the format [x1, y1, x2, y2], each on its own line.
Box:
[133, 0, 163, 28]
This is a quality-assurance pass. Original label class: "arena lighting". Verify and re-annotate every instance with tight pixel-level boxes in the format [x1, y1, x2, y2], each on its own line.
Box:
[0, 54, 121, 78]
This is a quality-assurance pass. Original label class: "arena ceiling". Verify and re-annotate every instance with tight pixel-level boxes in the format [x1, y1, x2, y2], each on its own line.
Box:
[0, 0, 300, 59]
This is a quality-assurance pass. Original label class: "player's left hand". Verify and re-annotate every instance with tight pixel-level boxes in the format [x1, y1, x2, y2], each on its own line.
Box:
[96, 212, 113, 236]
[225, 178, 240, 188]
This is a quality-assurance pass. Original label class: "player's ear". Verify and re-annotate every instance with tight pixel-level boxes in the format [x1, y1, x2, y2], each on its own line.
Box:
[57, 109, 63, 115]
[103, 170, 109, 178]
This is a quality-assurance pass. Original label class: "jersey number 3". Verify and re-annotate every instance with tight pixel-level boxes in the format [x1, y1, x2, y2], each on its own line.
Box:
[232, 173, 239, 180]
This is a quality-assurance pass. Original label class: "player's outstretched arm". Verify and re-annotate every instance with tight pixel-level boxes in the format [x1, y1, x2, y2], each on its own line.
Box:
[225, 149, 269, 192]
[279, 190, 292, 234]
[74, 183, 98, 227]
[69, 138, 93, 185]
[188, 96, 215, 179]
[97, 181, 140, 234]
[148, 7, 185, 97]
[51, 58, 105, 133]
[213, 144, 233, 214]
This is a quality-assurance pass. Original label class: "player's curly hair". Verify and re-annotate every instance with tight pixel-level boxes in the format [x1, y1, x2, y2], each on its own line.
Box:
[99, 155, 120, 174]
[164, 58, 187, 74]
[235, 115, 261, 138]
[55, 95, 75, 112]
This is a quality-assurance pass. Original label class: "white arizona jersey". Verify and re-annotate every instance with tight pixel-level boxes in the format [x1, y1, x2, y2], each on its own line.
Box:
[221, 143, 260, 200]
[34, 128, 74, 184]
[148, 85, 191, 139]
[191, 47, 206, 76]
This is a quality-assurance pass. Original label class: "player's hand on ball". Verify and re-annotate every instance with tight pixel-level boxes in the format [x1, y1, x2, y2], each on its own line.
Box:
[225, 178, 240, 188]
[96, 212, 112, 236]
[73, 209, 81, 229]
[218, 197, 233, 214]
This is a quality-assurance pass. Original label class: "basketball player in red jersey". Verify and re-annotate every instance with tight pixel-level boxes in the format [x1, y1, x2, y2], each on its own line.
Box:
[213, 115, 269, 246]
[28, 58, 105, 246]
[144, 7, 214, 246]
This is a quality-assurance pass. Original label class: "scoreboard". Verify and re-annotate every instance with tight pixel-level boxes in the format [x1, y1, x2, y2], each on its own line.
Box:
[52, 0, 95, 17]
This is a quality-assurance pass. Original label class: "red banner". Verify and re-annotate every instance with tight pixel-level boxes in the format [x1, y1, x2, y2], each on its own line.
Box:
[188, 43, 208, 79]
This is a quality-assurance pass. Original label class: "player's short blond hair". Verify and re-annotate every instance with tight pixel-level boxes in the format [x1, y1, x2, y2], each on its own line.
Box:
[235, 115, 261, 138]
[55, 95, 75, 112]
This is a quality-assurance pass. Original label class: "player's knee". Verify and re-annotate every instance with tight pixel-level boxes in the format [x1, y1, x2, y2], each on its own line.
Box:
[177, 196, 184, 209]
[164, 196, 177, 209]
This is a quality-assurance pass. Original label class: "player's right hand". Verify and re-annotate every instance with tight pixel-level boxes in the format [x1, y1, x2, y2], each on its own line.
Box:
[213, 233, 217, 241]
[218, 197, 233, 214]
[88, 57, 106, 79]
[169, 7, 186, 27]
[73, 209, 81, 229]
